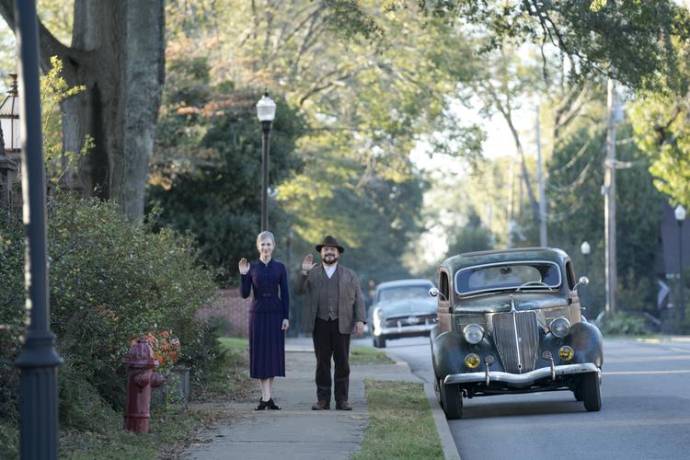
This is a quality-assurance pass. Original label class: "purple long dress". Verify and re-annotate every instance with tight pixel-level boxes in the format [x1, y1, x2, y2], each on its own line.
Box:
[240, 259, 289, 379]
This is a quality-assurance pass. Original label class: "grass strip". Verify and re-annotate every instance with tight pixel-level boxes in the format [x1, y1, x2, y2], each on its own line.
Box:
[354, 380, 444, 460]
[59, 405, 222, 460]
[218, 336, 249, 353]
[55, 337, 253, 459]
[350, 346, 394, 365]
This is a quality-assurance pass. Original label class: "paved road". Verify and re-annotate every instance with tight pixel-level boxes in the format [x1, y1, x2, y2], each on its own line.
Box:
[379, 336, 690, 460]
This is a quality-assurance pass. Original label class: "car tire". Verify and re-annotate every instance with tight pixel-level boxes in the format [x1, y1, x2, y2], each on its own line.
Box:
[440, 383, 463, 419]
[580, 372, 601, 412]
[373, 336, 386, 348]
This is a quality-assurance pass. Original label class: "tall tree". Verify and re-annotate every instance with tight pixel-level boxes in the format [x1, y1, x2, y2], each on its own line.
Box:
[424, 0, 690, 92]
[0, 0, 165, 219]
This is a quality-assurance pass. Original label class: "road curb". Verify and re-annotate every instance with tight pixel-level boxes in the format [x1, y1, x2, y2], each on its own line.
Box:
[385, 352, 461, 460]
[423, 382, 461, 460]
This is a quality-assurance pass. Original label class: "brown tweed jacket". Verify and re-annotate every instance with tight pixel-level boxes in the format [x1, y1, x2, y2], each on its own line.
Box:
[296, 264, 366, 334]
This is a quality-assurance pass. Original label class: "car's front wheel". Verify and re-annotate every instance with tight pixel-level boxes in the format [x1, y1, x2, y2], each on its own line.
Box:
[579, 372, 601, 412]
[440, 383, 463, 419]
[373, 336, 386, 348]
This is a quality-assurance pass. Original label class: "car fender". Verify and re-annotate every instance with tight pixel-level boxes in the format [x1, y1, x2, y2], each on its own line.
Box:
[431, 328, 466, 378]
[566, 321, 604, 368]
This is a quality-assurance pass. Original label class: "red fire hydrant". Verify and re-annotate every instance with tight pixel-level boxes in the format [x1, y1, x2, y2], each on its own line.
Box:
[124, 337, 165, 433]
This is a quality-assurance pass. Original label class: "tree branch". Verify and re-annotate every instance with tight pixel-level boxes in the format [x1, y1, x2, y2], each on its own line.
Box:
[0, 0, 73, 74]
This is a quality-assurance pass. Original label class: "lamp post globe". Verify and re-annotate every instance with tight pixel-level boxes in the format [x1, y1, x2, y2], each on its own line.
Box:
[580, 241, 591, 256]
[675, 205, 687, 223]
[256, 92, 276, 231]
[256, 93, 276, 122]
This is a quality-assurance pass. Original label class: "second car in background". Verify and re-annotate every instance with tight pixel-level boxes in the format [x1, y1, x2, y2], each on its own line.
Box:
[369, 279, 437, 348]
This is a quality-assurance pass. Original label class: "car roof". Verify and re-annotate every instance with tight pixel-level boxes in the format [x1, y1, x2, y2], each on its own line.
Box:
[441, 247, 569, 273]
[376, 279, 434, 290]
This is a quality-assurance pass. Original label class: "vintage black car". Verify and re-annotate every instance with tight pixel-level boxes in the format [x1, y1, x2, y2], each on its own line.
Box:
[370, 279, 436, 348]
[429, 248, 603, 419]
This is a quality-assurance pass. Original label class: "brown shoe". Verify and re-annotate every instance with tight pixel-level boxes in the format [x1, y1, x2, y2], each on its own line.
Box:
[335, 401, 352, 411]
[311, 400, 330, 410]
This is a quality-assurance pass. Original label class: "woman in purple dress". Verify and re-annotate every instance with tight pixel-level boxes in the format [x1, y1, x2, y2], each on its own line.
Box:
[239, 231, 290, 410]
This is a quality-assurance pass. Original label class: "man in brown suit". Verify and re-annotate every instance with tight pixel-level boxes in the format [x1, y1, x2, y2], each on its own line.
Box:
[297, 235, 366, 410]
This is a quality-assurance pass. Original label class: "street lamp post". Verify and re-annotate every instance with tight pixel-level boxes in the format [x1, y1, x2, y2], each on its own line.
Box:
[580, 241, 591, 307]
[12, 1, 62, 459]
[256, 93, 276, 231]
[675, 205, 687, 324]
[580, 241, 591, 272]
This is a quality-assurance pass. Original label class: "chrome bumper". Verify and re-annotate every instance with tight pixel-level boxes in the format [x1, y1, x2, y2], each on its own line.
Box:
[443, 363, 600, 388]
[374, 323, 435, 337]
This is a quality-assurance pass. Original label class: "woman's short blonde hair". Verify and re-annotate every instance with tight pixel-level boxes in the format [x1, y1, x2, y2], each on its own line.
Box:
[256, 231, 276, 249]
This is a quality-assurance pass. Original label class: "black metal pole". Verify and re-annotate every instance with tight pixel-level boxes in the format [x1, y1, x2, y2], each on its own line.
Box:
[680, 221, 685, 323]
[582, 254, 589, 308]
[260, 120, 272, 231]
[14, 1, 62, 459]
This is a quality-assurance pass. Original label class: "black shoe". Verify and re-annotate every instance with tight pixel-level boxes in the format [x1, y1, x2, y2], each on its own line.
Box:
[312, 400, 330, 410]
[266, 399, 281, 410]
[255, 399, 268, 410]
[335, 401, 352, 411]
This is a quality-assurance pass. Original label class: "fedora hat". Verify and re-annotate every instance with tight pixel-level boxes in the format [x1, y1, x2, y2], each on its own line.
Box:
[315, 235, 345, 253]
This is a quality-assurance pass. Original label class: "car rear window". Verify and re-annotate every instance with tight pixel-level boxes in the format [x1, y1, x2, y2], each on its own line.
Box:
[454, 261, 561, 295]
[378, 285, 432, 302]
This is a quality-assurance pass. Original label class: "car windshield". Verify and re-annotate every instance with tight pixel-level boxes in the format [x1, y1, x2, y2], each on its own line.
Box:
[455, 261, 561, 296]
[378, 285, 431, 302]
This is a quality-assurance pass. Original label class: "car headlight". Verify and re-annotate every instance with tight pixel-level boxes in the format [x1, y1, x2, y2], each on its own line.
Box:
[549, 317, 571, 338]
[463, 323, 484, 344]
[373, 308, 383, 327]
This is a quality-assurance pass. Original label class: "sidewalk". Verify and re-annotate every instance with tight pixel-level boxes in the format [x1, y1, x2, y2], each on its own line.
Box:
[182, 338, 417, 460]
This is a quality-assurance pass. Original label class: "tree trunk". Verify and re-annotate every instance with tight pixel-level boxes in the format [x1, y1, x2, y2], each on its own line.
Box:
[0, 0, 164, 220]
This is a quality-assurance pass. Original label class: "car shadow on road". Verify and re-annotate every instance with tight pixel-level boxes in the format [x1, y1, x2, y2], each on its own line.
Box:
[459, 397, 588, 419]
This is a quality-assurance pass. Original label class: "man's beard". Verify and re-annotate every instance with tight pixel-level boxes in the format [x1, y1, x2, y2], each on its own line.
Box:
[323, 254, 338, 265]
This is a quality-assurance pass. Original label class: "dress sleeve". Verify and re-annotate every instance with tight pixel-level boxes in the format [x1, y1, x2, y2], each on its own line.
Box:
[240, 265, 252, 299]
[280, 263, 290, 320]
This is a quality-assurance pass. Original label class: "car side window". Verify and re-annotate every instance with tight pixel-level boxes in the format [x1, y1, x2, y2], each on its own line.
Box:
[440, 271, 450, 300]
[565, 261, 576, 290]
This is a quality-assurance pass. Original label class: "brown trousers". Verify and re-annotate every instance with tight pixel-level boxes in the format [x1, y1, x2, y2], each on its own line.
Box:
[313, 318, 351, 403]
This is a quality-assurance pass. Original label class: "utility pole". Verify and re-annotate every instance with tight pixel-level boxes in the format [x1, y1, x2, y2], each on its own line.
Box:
[604, 79, 621, 315]
[536, 105, 547, 247]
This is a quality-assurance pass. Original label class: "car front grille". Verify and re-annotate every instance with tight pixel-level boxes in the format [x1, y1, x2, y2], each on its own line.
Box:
[384, 314, 436, 329]
[492, 310, 539, 374]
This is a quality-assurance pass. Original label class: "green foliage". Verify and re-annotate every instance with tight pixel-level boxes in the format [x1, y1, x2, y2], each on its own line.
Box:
[598, 312, 650, 336]
[424, 0, 690, 92]
[47, 194, 215, 407]
[41, 56, 93, 187]
[0, 194, 216, 436]
[159, 1, 483, 288]
[545, 110, 664, 317]
[149, 56, 305, 276]
[629, 39, 690, 208]
[446, 210, 493, 256]
[0, 213, 23, 431]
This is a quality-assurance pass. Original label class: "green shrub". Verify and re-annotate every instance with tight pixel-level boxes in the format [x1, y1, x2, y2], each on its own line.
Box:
[0, 213, 23, 428]
[598, 311, 650, 336]
[0, 194, 217, 435]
